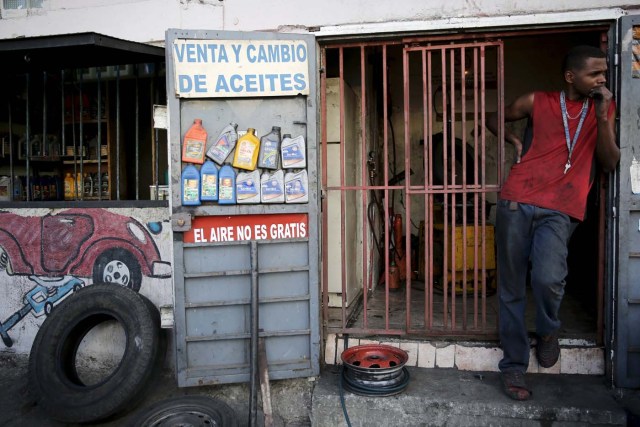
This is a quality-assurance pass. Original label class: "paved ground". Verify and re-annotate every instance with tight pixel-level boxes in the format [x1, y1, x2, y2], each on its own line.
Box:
[1, 352, 639, 426]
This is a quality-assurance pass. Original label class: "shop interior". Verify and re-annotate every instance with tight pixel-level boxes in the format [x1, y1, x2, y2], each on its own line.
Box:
[323, 28, 606, 342]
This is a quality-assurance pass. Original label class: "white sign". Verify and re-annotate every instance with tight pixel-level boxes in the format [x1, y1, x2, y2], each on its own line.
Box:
[172, 39, 310, 98]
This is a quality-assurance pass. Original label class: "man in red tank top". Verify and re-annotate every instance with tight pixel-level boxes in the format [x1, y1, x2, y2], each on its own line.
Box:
[486, 45, 619, 401]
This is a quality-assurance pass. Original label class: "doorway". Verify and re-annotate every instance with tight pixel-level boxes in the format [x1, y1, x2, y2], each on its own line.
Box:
[321, 26, 609, 344]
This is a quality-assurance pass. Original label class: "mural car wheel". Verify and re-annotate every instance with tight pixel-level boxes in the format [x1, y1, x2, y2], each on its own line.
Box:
[28, 284, 164, 424]
[93, 248, 142, 292]
[131, 396, 238, 427]
[0, 246, 13, 274]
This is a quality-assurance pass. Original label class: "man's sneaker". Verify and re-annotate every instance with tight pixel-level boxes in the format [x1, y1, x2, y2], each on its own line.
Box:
[537, 333, 560, 368]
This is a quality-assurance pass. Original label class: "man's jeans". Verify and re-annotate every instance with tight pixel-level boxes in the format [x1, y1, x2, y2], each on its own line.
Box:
[496, 200, 576, 373]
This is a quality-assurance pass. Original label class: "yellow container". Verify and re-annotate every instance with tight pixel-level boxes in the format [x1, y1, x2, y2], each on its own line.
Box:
[64, 173, 75, 200]
[232, 128, 260, 171]
[441, 224, 496, 272]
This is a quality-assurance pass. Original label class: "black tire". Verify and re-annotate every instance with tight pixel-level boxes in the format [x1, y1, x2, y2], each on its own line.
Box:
[93, 248, 142, 292]
[28, 283, 164, 424]
[130, 395, 239, 427]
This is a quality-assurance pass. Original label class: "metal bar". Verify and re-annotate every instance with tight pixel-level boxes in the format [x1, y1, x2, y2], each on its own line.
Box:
[481, 44, 489, 329]
[339, 47, 347, 329]
[320, 47, 330, 333]
[25, 73, 30, 201]
[460, 47, 468, 330]
[97, 68, 102, 200]
[42, 71, 47, 159]
[116, 65, 121, 200]
[154, 62, 161, 198]
[449, 48, 457, 331]
[427, 50, 434, 330]
[404, 46, 412, 332]
[249, 241, 259, 427]
[421, 49, 429, 331]
[383, 44, 390, 331]
[79, 71, 84, 200]
[8, 97, 14, 200]
[360, 45, 369, 330]
[60, 69, 65, 199]
[440, 48, 449, 329]
[473, 47, 480, 329]
[135, 64, 140, 200]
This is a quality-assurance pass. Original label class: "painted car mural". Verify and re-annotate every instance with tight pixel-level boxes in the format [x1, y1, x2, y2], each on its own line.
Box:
[0, 208, 171, 288]
[0, 208, 172, 347]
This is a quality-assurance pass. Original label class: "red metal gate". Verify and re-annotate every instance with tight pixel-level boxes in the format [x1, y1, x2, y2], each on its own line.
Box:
[321, 39, 504, 338]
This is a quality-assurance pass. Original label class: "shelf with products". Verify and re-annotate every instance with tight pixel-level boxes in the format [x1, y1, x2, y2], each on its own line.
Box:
[61, 79, 122, 200]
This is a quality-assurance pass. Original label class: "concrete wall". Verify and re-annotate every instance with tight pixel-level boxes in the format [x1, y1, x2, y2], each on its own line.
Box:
[0, 207, 172, 354]
[0, 1, 638, 43]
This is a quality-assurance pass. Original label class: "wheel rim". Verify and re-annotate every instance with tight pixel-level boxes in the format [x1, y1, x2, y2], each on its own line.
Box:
[103, 260, 131, 286]
[145, 408, 222, 426]
[340, 345, 410, 396]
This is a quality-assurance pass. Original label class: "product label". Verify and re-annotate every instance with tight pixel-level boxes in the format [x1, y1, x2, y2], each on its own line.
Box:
[237, 177, 258, 200]
[183, 138, 205, 161]
[261, 178, 283, 201]
[282, 144, 304, 165]
[260, 141, 278, 168]
[208, 134, 233, 162]
[219, 178, 234, 200]
[183, 178, 199, 202]
[235, 141, 255, 166]
[285, 177, 306, 200]
[201, 173, 217, 198]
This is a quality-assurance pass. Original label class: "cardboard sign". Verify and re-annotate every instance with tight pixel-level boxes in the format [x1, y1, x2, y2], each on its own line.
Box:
[184, 213, 308, 243]
[173, 39, 310, 98]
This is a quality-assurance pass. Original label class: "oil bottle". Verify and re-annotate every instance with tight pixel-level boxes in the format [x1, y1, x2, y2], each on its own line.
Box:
[218, 164, 236, 205]
[232, 128, 260, 171]
[236, 169, 260, 204]
[64, 172, 75, 200]
[206, 122, 238, 165]
[281, 134, 307, 169]
[260, 169, 284, 203]
[181, 164, 201, 206]
[200, 159, 219, 202]
[181, 118, 208, 164]
[257, 126, 281, 169]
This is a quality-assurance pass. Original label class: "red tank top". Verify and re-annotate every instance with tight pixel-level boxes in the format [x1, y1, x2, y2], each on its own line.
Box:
[500, 91, 613, 220]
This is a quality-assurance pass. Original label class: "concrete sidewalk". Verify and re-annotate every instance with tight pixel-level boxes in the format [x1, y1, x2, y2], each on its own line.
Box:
[1, 353, 639, 426]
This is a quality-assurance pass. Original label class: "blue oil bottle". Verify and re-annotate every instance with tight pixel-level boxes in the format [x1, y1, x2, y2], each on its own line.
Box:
[200, 160, 218, 202]
[181, 164, 201, 206]
[218, 164, 236, 205]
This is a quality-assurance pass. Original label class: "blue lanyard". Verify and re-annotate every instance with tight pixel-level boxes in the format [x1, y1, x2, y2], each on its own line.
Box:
[560, 91, 589, 174]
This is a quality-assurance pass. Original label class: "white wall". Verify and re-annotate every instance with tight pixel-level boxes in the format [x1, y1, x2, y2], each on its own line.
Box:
[0, 0, 638, 44]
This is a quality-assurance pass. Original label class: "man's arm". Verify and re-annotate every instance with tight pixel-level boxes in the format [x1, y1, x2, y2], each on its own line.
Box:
[591, 87, 619, 173]
[486, 92, 535, 163]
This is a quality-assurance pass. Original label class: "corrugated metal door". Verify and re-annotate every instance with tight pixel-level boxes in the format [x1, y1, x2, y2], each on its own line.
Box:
[165, 29, 320, 387]
[614, 16, 640, 388]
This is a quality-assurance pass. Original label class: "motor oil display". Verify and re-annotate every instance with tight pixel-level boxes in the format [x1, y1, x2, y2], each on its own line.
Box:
[257, 126, 281, 169]
[181, 119, 208, 164]
[179, 118, 308, 206]
[232, 128, 260, 171]
[207, 122, 238, 165]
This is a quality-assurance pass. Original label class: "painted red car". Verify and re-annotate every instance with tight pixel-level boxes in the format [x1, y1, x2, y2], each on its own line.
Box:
[0, 208, 171, 291]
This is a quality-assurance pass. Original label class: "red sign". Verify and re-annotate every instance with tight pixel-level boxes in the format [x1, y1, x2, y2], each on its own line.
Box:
[184, 213, 308, 243]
